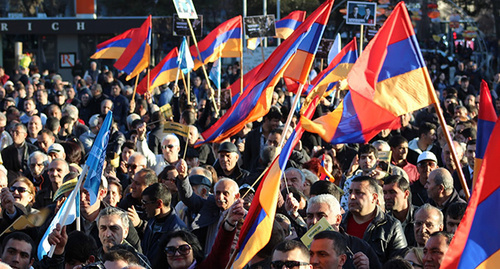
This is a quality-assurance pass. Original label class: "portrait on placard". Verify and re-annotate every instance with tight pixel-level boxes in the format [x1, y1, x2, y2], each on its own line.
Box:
[346, 1, 377, 26]
[173, 0, 198, 19]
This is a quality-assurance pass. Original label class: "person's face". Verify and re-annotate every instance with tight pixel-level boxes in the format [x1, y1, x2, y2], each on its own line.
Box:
[28, 117, 42, 135]
[127, 157, 146, 178]
[166, 237, 194, 269]
[423, 235, 448, 269]
[11, 126, 27, 145]
[464, 95, 475, 106]
[414, 209, 443, 246]
[48, 160, 69, 188]
[11, 181, 34, 207]
[445, 215, 461, 234]
[101, 101, 113, 115]
[162, 169, 178, 192]
[105, 184, 122, 207]
[111, 85, 121, 97]
[193, 77, 202, 87]
[365, 8, 370, 15]
[98, 214, 128, 253]
[81, 94, 90, 105]
[55, 94, 66, 105]
[323, 154, 333, 173]
[29, 155, 45, 177]
[214, 180, 238, 211]
[422, 130, 437, 146]
[67, 87, 76, 99]
[465, 144, 476, 168]
[272, 249, 311, 269]
[348, 181, 377, 216]
[23, 100, 35, 113]
[162, 138, 180, 163]
[392, 142, 409, 161]
[130, 172, 148, 199]
[141, 194, 159, 219]
[187, 126, 198, 146]
[284, 170, 304, 192]
[306, 202, 338, 228]
[218, 151, 238, 173]
[353, 7, 359, 13]
[424, 175, 442, 201]
[358, 152, 377, 171]
[103, 260, 129, 269]
[267, 132, 281, 147]
[310, 238, 346, 269]
[0, 239, 34, 269]
[267, 118, 281, 131]
[121, 147, 135, 163]
[383, 182, 409, 212]
[417, 160, 437, 181]
[49, 151, 65, 162]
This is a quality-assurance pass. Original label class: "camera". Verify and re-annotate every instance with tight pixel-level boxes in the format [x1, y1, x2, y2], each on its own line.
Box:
[81, 262, 105, 269]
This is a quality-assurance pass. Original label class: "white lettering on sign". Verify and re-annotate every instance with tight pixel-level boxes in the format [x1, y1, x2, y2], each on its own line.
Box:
[27, 22, 32, 31]
[51, 22, 59, 31]
[1, 23, 7, 31]
[76, 22, 85, 30]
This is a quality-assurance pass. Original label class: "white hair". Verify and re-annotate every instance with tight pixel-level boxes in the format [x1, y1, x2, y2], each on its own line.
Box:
[308, 194, 341, 216]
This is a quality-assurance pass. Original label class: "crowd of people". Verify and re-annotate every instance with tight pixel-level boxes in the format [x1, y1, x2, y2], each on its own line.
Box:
[0, 53, 496, 269]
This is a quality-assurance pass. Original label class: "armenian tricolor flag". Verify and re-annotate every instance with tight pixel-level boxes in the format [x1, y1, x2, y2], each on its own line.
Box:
[136, 48, 179, 95]
[302, 2, 436, 144]
[91, 28, 137, 59]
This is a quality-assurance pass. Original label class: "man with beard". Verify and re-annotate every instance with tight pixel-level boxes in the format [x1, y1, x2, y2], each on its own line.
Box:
[413, 204, 443, 247]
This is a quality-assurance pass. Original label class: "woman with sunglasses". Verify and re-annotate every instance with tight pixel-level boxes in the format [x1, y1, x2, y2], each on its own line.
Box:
[155, 199, 246, 269]
[2, 177, 37, 214]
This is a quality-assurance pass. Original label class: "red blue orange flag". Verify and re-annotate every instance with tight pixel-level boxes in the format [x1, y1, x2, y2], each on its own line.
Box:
[440, 116, 500, 268]
[91, 28, 137, 59]
[114, 15, 152, 80]
[197, 0, 334, 146]
[232, 75, 320, 269]
[190, 16, 242, 70]
[228, 63, 262, 103]
[136, 48, 179, 95]
[301, 2, 436, 144]
[473, 80, 497, 187]
[319, 154, 335, 182]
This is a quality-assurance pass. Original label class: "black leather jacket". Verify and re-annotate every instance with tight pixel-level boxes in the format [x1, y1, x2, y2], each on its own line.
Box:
[341, 206, 409, 264]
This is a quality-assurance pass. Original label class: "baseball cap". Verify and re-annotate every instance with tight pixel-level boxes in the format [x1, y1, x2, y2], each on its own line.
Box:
[48, 143, 65, 154]
[239, 183, 255, 194]
[189, 175, 212, 188]
[417, 151, 438, 164]
[218, 142, 238, 153]
[89, 114, 100, 128]
[3, 81, 13, 87]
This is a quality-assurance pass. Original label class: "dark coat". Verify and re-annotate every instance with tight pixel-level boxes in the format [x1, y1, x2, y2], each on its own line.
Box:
[1, 142, 39, 181]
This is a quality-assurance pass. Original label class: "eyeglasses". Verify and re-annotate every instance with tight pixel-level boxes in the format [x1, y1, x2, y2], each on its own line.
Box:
[418, 161, 437, 168]
[162, 144, 177, 150]
[270, 261, 310, 269]
[165, 244, 191, 256]
[126, 164, 142, 170]
[141, 199, 156, 205]
[10, 186, 30, 193]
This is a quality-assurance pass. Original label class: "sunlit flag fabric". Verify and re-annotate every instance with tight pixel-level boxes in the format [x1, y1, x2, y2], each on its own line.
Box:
[209, 57, 221, 89]
[190, 16, 242, 70]
[247, 10, 306, 50]
[38, 190, 80, 260]
[198, 0, 334, 146]
[83, 111, 113, 205]
[136, 48, 179, 95]
[91, 28, 137, 59]
[233, 78, 320, 269]
[302, 2, 436, 144]
[179, 36, 194, 74]
[440, 116, 500, 268]
[328, 33, 342, 64]
[229, 63, 263, 103]
[114, 15, 151, 80]
[473, 80, 497, 187]
[319, 154, 335, 182]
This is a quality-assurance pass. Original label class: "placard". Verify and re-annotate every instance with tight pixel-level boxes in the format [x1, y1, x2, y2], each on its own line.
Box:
[173, 0, 198, 19]
[244, 15, 276, 38]
[173, 14, 203, 37]
[346, 1, 377, 26]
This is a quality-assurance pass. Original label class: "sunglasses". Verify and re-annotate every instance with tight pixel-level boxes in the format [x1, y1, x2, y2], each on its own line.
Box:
[270, 261, 310, 269]
[162, 144, 177, 150]
[165, 244, 191, 256]
[10, 186, 29, 193]
[126, 164, 142, 170]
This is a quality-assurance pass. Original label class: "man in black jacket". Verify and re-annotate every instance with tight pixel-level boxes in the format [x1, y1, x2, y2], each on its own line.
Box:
[341, 176, 408, 264]
[1, 123, 38, 181]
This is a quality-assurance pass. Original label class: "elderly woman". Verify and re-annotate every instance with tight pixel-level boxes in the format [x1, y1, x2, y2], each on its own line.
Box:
[0, 177, 38, 233]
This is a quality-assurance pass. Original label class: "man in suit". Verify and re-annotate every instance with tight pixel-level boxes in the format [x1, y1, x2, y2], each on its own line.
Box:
[1, 123, 38, 181]
[453, 139, 474, 197]
[363, 7, 374, 23]
[349, 5, 363, 19]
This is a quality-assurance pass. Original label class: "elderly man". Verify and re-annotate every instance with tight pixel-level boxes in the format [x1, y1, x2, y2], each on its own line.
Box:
[282, 168, 306, 194]
[213, 142, 249, 184]
[271, 240, 312, 269]
[422, 231, 452, 269]
[0, 232, 35, 269]
[442, 141, 464, 176]
[341, 176, 408, 263]
[306, 194, 381, 269]
[33, 158, 70, 209]
[414, 204, 444, 247]
[1, 123, 38, 181]
[425, 168, 465, 214]
[120, 152, 147, 188]
[412, 151, 439, 206]
[138, 131, 181, 174]
[383, 175, 418, 246]
[27, 151, 50, 191]
[176, 158, 240, 255]
[80, 114, 100, 153]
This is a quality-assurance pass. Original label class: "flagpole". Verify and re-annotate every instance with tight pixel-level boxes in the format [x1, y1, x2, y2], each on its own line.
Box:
[425, 73, 470, 200]
[180, 70, 188, 94]
[359, 24, 364, 54]
[48, 165, 89, 257]
[186, 18, 220, 117]
[132, 75, 139, 103]
[147, 67, 151, 94]
[240, 25, 244, 96]
[278, 83, 304, 149]
[183, 132, 189, 159]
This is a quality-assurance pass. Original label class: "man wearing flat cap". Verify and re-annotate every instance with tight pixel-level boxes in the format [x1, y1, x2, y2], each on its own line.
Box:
[213, 141, 249, 184]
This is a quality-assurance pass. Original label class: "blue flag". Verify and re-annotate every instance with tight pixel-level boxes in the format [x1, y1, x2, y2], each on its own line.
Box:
[84, 111, 113, 205]
[209, 57, 221, 90]
[179, 37, 194, 74]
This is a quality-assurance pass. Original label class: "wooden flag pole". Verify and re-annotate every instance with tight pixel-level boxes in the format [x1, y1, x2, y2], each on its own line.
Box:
[240, 48, 244, 95]
[146, 67, 151, 95]
[183, 132, 189, 160]
[186, 18, 220, 117]
[131, 75, 140, 103]
[180, 70, 188, 93]
[359, 24, 364, 54]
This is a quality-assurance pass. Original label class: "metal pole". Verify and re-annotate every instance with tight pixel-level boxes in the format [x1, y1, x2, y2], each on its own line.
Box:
[263, 0, 267, 47]
[243, 0, 247, 50]
[277, 0, 281, 46]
